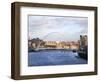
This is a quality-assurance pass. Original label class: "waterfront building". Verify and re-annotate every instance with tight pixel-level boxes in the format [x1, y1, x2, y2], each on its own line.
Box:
[69, 41, 79, 50]
[57, 41, 70, 49]
[80, 35, 88, 48]
[29, 38, 45, 49]
[28, 38, 80, 50]
[56, 41, 65, 48]
[56, 41, 79, 50]
[44, 41, 57, 48]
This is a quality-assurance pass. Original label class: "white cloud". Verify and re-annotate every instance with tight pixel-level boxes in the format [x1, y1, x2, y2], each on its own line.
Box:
[28, 15, 88, 41]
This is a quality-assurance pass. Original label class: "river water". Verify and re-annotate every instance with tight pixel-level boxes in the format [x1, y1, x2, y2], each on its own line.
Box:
[28, 50, 87, 66]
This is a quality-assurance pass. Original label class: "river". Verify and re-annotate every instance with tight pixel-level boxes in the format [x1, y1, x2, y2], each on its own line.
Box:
[28, 50, 87, 66]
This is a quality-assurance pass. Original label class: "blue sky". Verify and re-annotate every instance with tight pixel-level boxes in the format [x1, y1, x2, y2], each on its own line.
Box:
[28, 15, 88, 41]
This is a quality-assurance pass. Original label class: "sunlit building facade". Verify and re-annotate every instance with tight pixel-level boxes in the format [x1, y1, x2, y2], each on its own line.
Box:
[44, 41, 57, 48]
[44, 41, 79, 50]
[28, 36, 86, 50]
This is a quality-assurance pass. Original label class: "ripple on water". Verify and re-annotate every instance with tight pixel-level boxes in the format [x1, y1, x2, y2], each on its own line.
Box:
[28, 50, 87, 66]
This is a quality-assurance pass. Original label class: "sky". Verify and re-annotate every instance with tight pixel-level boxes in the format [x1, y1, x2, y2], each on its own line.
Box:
[28, 15, 88, 41]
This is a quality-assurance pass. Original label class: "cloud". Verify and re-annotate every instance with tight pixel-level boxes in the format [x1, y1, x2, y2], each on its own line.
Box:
[28, 15, 88, 41]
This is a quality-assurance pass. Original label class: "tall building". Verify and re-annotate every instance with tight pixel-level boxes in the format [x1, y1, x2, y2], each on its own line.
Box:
[80, 35, 88, 47]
